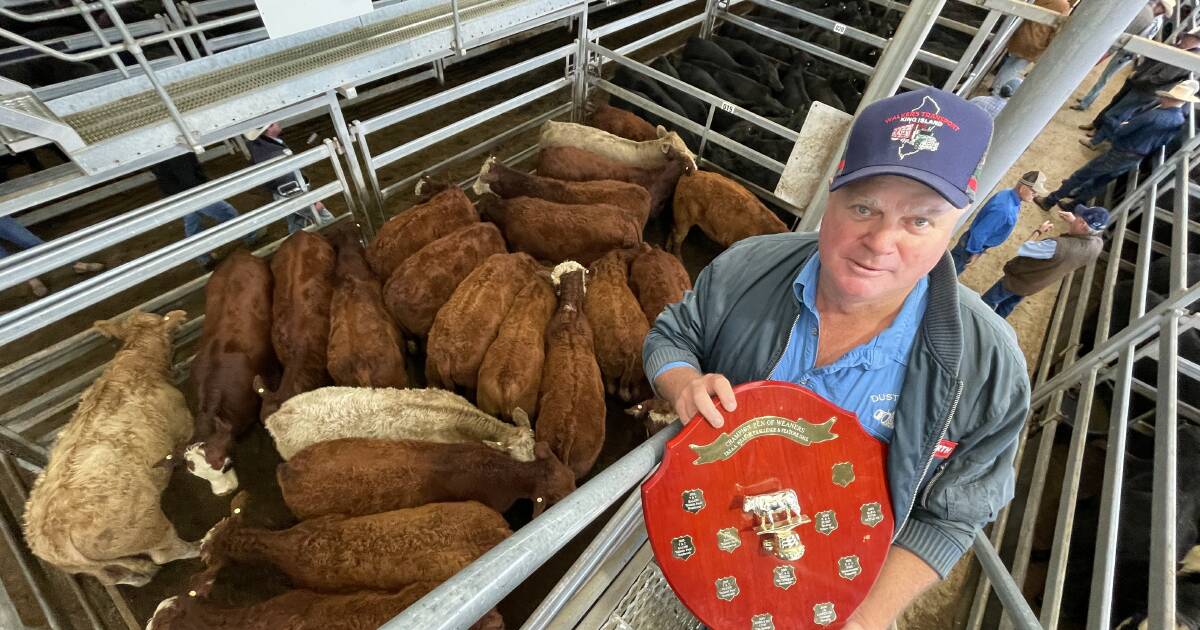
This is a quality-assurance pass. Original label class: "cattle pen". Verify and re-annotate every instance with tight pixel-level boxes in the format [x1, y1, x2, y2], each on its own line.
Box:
[0, 0, 1196, 628]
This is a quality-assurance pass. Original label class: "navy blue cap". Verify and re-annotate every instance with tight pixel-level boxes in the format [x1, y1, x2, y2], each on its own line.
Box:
[831, 87, 994, 208]
[1076, 204, 1110, 230]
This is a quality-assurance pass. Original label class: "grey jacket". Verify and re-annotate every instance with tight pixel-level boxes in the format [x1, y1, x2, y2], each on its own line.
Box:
[643, 232, 1030, 577]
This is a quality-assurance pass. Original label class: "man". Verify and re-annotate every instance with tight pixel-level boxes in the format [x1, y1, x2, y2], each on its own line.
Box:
[0, 217, 103, 297]
[992, 0, 1070, 95]
[1082, 27, 1200, 135]
[151, 152, 257, 269]
[950, 170, 1047, 274]
[1071, 0, 1170, 111]
[245, 122, 335, 233]
[970, 78, 1021, 119]
[982, 206, 1109, 318]
[644, 88, 1030, 627]
[1038, 79, 1195, 211]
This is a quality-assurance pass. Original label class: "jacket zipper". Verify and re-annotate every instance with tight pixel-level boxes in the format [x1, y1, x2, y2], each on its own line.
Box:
[765, 314, 801, 379]
[894, 379, 963, 539]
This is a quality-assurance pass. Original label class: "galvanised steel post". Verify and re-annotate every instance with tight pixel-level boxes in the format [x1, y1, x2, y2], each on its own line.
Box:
[798, 0, 946, 231]
[962, 0, 1146, 231]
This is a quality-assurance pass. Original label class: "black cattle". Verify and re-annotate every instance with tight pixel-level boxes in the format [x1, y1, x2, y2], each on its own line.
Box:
[803, 71, 846, 112]
[676, 61, 743, 105]
[683, 60, 790, 117]
[682, 36, 743, 72]
[1115, 569, 1200, 629]
[780, 66, 811, 110]
[711, 35, 784, 92]
[1060, 425, 1200, 625]
[721, 21, 799, 63]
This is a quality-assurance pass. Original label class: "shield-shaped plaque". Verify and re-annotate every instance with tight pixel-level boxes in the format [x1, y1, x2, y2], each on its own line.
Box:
[642, 381, 894, 629]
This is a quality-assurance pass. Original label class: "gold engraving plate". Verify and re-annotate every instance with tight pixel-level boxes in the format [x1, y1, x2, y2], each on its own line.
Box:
[690, 415, 839, 464]
[750, 613, 775, 630]
[717, 527, 742, 553]
[860, 502, 884, 528]
[814, 602, 837, 626]
[716, 576, 740, 601]
[831, 461, 855, 487]
[814, 509, 838, 535]
[773, 565, 797, 590]
[682, 489, 706, 514]
[671, 535, 695, 561]
[838, 555, 862, 580]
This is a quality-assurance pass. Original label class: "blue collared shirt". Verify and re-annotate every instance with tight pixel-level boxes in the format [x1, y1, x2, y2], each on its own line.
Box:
[968, 95, 1008, 119]
[963, 188, 1022, 255]
[655, 254, 928, 444]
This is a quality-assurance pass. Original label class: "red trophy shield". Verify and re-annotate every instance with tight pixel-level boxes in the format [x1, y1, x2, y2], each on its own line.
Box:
[641, 381, 893, 630]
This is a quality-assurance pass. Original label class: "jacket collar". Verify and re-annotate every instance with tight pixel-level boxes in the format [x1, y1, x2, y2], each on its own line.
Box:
[918, 252, 964, 378]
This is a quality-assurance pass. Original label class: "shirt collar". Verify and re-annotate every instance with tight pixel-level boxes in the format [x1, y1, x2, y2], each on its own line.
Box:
[792, 252, 929, 369]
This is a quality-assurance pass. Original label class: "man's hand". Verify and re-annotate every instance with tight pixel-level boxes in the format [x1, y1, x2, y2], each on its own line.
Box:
[314, 201, 327, 212]
[653, 367, 737, 428]
[1055, 208, 1075, 223]
[1040, 219, 1055, 233]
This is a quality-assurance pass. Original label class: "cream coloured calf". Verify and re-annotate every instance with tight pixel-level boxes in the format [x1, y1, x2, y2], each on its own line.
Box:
[24, 310, 198, 586]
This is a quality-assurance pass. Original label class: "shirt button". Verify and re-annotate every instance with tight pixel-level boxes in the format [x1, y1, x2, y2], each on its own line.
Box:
[810, 326, 818, 336]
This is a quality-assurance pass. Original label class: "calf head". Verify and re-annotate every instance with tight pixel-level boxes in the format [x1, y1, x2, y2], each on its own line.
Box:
[655, 126, 698, 170]
[94, 309, 188, 342]
[531, 441, 576, 517]
[183, 417, 238, 496]
[253, 373, 284, 421]
[482, 408, 537, 463]
[626, 398, 679, 436]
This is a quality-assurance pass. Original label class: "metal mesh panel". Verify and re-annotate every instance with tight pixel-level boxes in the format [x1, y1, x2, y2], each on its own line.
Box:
[63, 0, 521, 144]
[599, 561, 705, 630]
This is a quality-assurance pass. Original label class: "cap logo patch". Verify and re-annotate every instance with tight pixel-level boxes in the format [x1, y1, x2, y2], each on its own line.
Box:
[884, 96, 959, 160]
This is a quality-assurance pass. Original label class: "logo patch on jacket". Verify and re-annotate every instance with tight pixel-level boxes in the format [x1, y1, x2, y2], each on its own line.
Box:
[933, 439, 957, 460]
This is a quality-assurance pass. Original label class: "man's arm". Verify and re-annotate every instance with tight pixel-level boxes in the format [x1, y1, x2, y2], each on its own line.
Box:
[845, 546, 940, 629]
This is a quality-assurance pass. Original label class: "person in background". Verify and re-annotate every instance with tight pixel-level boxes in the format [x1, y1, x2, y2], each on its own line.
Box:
[1040, 79, 1194, 210]
[244, 122, 335, 234]
[1082, 27, 1200, 137]
[982, 206, 1109, 318]
[151, 152, 258, 270]
[992, 0, 1071, 95]
[0, 216, 104, 297]
[970, 78, 1021, 118]
[1071, 0, 1171, 112]
[950, 171, 1048, 274]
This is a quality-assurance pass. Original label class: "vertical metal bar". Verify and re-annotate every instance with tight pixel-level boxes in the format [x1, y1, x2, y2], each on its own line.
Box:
[96, 0, 202, 151]
[1086, 348, 1134, 629]
[1040, 363, 1100, 629]
[355, 122, 387, 222]
[325, 92, 374, 236]
[967, 0, 1153, 227]
[1149, 309, 1180, 629]
[323, 138, 369, 238]
[943, 10, 1002, 91]
[160, 0, 200, 59]
[701, 0, 721, 38]
[158, 15, 185, 61]
[70, 0, 130, 78]
[450, 0, 466, 55]
[433, 57, 446, 85]
[0, 454, 68, 630]
[182, 2, 214, 56]
[571, 1, 589, 122]
[799, 0, 946, 231]
[967, 275, 1074, 630]
[697, 102, 716, 158]
[958, 15, 1019, 97]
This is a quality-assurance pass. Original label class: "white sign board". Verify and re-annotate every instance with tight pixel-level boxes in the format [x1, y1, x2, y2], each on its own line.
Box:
[773, 102, 854, 210]
[255, 0, 372, 39]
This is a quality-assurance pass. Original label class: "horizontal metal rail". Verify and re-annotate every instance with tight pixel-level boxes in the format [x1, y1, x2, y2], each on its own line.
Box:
[749, 0, 958, 70]
[0, 148, 328, 292]
[371, 77, 570, 170]
[866, 0, 980, 35]
[0, 0, 136, 22]
[590, 41, 799, 141]
[0, 179, 340, 347]
[382, 423, 681, 629]
[358, 44, 574, 134]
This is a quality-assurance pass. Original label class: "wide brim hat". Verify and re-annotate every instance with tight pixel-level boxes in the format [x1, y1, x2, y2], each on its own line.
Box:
[1156, 79, 1200, 103]
[1019, 170, 1049, 194]
[243, 124, 272, 141]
